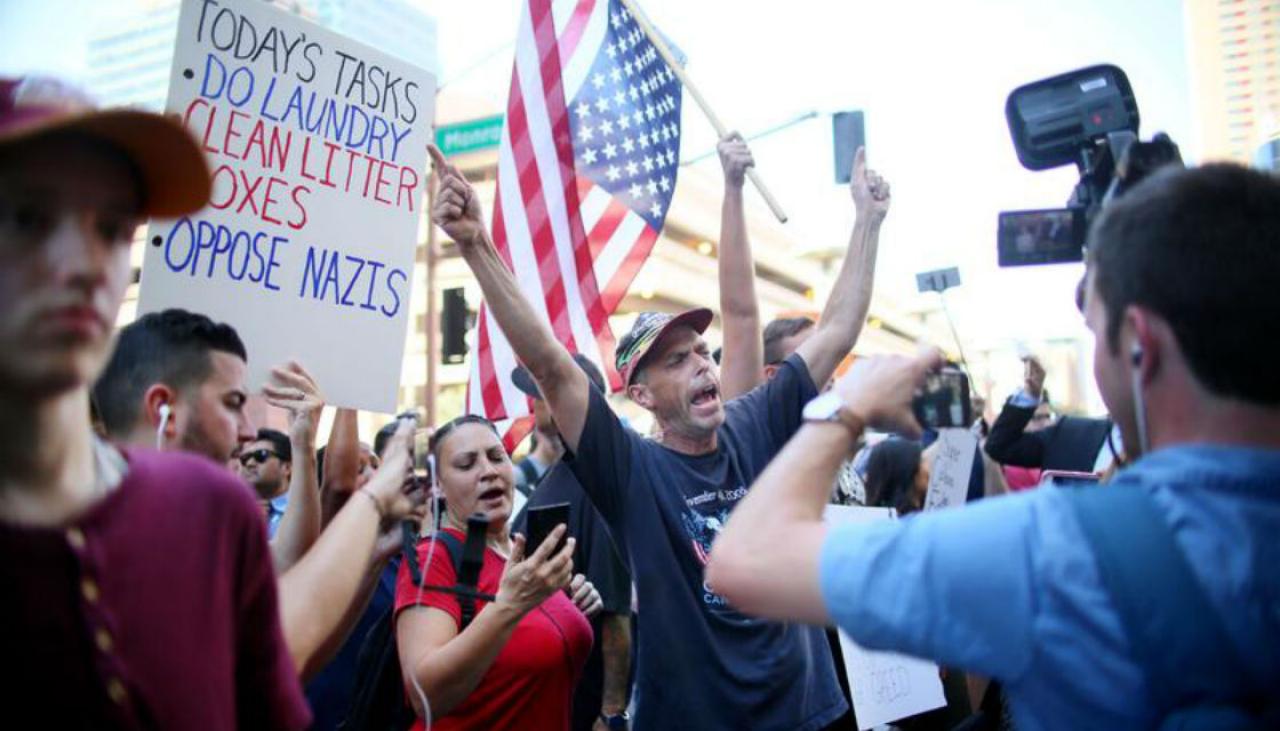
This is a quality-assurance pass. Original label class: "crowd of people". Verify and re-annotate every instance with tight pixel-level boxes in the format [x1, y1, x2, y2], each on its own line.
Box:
[2, 68, 1277, 731]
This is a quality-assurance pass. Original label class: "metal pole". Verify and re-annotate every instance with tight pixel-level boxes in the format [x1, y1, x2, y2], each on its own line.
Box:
[424, 168, 439, 425]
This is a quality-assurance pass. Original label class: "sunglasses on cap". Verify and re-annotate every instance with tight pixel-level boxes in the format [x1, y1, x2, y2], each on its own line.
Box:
[239, 448, 281, 466]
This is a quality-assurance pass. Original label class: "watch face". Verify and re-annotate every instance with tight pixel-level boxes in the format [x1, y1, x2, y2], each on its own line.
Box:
[803, 392, 844, 421]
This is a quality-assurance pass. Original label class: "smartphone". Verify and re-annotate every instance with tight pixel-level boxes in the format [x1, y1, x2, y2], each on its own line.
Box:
[832, 111, 866, 184]
[912, 366, 972, 429]
[1040, 470, 1101, 488]
[525, 502, 571, 557]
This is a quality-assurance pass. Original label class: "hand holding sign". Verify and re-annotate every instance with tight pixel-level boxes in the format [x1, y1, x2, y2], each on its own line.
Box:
[429, 144, 488, 251]
[264, 361, 325, 443]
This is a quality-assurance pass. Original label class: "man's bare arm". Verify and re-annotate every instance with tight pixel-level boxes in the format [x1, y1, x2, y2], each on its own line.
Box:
[428, 145, 590, 450]
[264, 362, 324, 573]
[320, 407, 360, 529]
[795, 147, 889, 389]
[716, 133, 764, 400]
[708, 350, 940, 623]
[278, 422, 423, 678]
[598, 612, 632, 722]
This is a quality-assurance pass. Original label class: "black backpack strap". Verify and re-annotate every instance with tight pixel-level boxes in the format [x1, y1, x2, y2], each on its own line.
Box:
[402, 526, 495, 630]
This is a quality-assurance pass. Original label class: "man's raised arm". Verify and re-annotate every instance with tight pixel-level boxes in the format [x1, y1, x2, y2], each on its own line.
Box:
[795, 147, 890, 388]
[428, 145, 590, 450]
[716, 133, 765, 400]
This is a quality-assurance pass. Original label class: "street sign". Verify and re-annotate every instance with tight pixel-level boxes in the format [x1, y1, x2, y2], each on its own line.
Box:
[435, 115, 504, 156]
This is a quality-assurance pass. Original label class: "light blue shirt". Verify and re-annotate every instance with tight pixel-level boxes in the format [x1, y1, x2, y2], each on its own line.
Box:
[819, 445, 1280, 730]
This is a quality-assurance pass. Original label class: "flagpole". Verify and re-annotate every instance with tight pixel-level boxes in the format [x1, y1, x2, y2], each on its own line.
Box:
[618, 0, 790, 224]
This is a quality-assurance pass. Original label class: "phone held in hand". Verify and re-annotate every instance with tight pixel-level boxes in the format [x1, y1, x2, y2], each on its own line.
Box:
[912, 366, 972, 430]
[525, 502, 571, 557]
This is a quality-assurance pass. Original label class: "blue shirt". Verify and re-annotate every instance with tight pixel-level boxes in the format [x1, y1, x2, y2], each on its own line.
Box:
[567, 353, 846, 730]
[819, 444, 1280, 730]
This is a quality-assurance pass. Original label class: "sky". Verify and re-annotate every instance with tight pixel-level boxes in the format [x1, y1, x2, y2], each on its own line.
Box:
[1, 0, 1196, 409]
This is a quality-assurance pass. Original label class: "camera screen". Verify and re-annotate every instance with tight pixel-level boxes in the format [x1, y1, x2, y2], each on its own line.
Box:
[997, 208, 1084, 267]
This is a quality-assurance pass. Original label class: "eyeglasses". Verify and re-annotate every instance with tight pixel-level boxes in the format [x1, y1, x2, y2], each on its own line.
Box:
[239, 448, 280, 466]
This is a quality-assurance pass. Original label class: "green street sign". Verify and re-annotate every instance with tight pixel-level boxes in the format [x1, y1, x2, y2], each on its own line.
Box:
[435, 115, 505, 156]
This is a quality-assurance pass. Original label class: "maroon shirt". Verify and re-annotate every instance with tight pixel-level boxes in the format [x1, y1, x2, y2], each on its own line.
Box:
[0, 449, 311, 730]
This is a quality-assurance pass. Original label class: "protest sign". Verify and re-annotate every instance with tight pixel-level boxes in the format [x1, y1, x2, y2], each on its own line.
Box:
[138, 0, 436, 412]
[923, 428, 978, 511]
[824, 505, 947, 729]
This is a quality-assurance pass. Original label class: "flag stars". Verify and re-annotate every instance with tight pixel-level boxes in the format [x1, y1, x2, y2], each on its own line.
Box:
[626, 160, 640, 177]
[576, 102, 592, 120]
[613, 89, 627, 106]
[646, 179, 659, 196]
[595, 97, 610, 113]
[578, 124, 594, 142]
[650, 201, 663, 218]
[617, 114, 631, 131]
[582, 147, 598, 165]
[642, 155, 655, 173]
[599, 118, 614, 136]
[603, 142, 618, 159]
[593, 73, 606, 89]
[659, 175, 671, 192]
[606, 164, 621, 182]
[621, 137, 636, 154]
[629, 182, 644, 200]
[610, 67, 622, 84]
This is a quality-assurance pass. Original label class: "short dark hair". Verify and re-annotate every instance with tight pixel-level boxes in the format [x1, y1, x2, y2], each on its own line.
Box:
[255, 428, 291, 463]
[762, 316, 816, 365]
[92, 308, 247, 438]
[1088, 164, 1280, 404]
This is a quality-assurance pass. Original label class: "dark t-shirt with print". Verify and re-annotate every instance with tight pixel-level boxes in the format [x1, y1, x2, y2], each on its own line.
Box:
[565, 353, 847, 731]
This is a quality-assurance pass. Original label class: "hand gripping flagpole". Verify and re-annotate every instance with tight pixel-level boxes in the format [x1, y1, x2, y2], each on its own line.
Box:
[617, 0, 790, 224]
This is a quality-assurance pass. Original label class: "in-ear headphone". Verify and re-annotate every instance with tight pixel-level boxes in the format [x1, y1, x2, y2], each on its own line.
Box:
[156, 402, 171, 450]
[1130, 344, 1143, 368]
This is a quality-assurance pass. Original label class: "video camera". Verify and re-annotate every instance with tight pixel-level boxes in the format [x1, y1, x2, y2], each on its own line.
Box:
[997, 64, 1184, 267]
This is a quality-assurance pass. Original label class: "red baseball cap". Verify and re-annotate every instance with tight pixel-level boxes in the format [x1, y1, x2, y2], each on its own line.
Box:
[0, 76, 210, 217]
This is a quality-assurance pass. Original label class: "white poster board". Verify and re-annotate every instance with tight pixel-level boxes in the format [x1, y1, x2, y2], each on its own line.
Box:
[825, 505, 947, 729]
[139, 0, 437, 412]
[923, 428, 978, 511]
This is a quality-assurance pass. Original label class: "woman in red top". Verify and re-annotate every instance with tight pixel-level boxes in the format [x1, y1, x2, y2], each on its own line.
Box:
[395, 416, 595, 730]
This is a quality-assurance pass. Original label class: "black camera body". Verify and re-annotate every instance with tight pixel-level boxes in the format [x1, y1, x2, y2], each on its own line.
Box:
[998, 65, 1183, 267]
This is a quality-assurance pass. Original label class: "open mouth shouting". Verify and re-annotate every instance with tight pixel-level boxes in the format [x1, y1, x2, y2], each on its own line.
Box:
[690, 382, 721, 414]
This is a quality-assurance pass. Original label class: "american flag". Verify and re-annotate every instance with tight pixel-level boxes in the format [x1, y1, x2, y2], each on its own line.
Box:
[465, 0, 683, 444]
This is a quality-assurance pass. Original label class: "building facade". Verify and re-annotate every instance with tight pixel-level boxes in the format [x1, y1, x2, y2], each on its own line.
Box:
[1185, 0, 1280, 163]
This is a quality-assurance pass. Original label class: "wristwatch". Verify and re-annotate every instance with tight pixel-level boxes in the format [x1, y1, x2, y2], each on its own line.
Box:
[802, 392, 863, 437]
[600, 711, 630, 729]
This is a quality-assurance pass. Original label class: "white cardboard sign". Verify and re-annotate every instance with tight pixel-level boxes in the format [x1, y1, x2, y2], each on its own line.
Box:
[923, 428, 978, 511]
[825, 505, 947, 729]
[139, 0, 437, 412]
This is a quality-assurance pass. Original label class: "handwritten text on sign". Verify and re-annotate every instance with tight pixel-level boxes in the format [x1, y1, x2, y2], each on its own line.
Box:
[923, 428, 978, 511]
[824, 505, 947, 729]
[139, 0, 436, 412]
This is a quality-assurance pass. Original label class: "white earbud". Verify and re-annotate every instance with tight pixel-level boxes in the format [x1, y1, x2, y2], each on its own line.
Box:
[1128, 343, 1150, 457]
[155, 403, 171, 450]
